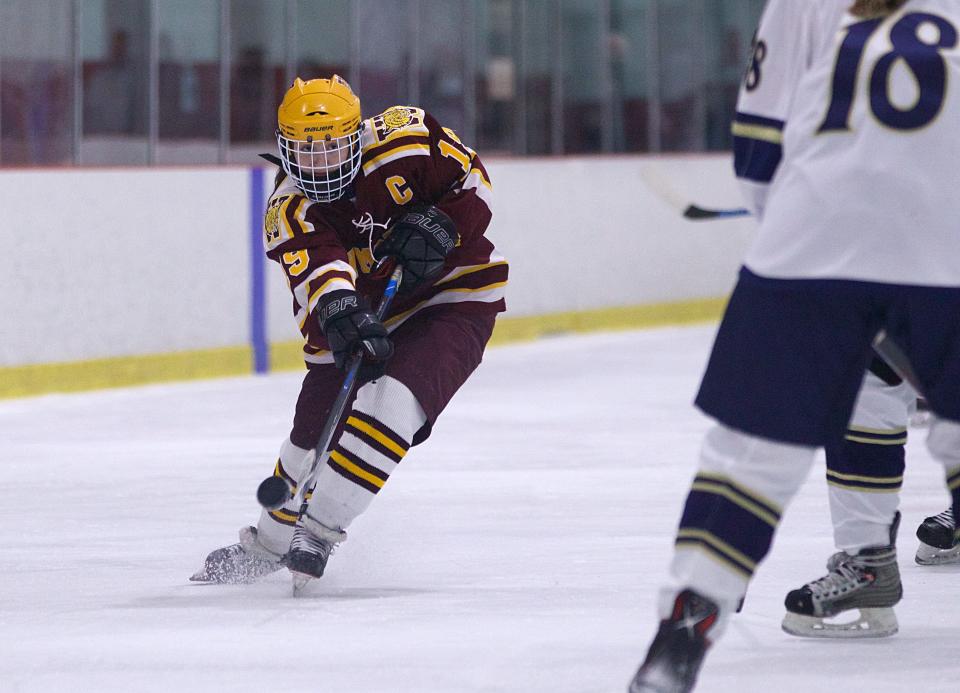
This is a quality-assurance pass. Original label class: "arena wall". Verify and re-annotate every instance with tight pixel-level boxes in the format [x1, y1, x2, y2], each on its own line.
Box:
[0, 154, 755, 396]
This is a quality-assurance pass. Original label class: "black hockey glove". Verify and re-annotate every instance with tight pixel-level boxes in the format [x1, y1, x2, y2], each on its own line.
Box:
[316, 289, 393, 377]
[376, 205, 458, 293]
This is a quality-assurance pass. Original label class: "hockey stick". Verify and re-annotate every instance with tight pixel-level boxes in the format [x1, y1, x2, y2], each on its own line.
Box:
[871, 329, 924, 397]
[682, 204, 751, 220]
[637, 167, 751, 221]
[256, 264, 404, 512]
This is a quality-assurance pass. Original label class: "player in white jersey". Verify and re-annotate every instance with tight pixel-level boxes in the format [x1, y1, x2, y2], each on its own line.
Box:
[630, 1, 960, 690]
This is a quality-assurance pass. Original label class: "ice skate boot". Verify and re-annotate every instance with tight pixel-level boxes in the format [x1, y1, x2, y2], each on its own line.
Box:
[781, 546, 902, 637]
[282, 515, 346, 595]
[189, 526, 283, 584]
[628, 590, 719, 693]
[915, 508, 959, 565]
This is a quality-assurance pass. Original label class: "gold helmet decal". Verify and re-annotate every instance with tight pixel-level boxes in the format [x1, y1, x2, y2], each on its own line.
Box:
[277, 75, 361, 140]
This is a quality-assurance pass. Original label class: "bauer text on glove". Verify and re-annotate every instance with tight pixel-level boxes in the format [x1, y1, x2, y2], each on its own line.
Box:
[376, 205, 458, 292]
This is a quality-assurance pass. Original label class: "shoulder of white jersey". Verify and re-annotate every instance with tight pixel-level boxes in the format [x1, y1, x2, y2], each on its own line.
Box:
[738, 0, 848, 112]
[360, 105, 432, 176]
[263, 176, 317, 252]
[732, 0, 850, 180]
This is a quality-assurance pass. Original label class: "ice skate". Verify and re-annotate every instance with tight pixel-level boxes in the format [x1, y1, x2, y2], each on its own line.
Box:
[190, 526, 283, 584]
[781, 544, 902, 638]
[628, 590, 719, 693]
[915, 507, 960, 565]
[282, 516, 346, 595]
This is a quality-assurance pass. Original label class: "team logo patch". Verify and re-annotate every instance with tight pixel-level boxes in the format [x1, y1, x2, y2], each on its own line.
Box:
[383, 107, 412, 130]
[373, 106, 424, 141]
[264, 196, 286, 244]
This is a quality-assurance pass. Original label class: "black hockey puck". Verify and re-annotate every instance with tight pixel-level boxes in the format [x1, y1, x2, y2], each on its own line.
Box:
[256, 475, 292, 510]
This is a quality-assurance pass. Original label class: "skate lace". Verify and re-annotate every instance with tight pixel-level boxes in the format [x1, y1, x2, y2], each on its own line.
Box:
[930, 508, 954, 529]
[807, 562, 870, 599]
[290, 527, 333, 556]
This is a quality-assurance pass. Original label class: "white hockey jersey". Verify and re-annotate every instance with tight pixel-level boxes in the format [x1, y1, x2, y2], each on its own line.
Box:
[734, 0, 960, 286]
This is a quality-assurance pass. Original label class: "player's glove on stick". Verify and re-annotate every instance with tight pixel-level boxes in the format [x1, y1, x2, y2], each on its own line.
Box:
[376, 205, 458, 293]
[317, 289, 393, 378]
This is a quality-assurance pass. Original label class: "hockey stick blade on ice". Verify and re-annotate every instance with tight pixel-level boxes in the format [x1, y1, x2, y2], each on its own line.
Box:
[637, 167, 751, 221]
[682, 204, 751, 220]
[255, 263, 404, 511]
[872, 330, 924, 397]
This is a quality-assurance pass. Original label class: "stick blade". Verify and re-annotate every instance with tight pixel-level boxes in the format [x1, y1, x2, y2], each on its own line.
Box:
[683, 204, 750, 220]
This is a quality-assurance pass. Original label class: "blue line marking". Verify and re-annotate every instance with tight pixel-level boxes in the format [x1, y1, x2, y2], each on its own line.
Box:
[250, 167, 269, 374]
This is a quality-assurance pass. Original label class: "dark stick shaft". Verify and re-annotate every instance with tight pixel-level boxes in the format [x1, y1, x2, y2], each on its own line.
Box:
[292, 264, 403, 517]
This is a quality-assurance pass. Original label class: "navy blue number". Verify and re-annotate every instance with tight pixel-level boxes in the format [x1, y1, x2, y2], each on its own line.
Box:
[819, 13, 958, 133]
[745, 38, 767, 92]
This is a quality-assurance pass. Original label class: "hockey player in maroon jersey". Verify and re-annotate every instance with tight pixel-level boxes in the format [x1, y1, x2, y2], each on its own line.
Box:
[191, 75, 507, 587]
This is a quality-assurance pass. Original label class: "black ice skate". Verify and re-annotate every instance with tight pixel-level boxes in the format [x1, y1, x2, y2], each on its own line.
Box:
[189, 526, 283, 584]
[915, 507, 959, 565]
[781, 545, 902, 638]
[282, 516, 346, 595]
[628, 590, 719, 693]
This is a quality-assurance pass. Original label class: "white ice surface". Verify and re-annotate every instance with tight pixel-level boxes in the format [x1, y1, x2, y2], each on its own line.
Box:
[0, 326, 957, 693]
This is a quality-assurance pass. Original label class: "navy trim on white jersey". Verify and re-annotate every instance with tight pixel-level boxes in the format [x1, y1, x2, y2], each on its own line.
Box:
[732, 112, 785, 184]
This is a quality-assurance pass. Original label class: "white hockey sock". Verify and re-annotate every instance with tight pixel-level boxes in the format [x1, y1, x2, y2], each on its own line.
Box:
[827, 373, 910, 551]
[305, 376, 426, 531]
[663, 424, 816, 630]
[828, 487, 901, 552]
[256, 437, 314, 554]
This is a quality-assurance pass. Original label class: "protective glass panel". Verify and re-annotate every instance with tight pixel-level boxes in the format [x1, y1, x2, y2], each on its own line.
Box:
[610, 0, 654, 152]
[0, 0, 74, 165]
[355, 0, 412, 118]
[418, 0, 467, 134]
[654, 0, 707, 152]
[80, 0, 150, 165]
[519, 0, 554, 155]
[475, 0, 515, 154]
[229, 0, 287, 154]
[156, 0, 221, 163]
[561, 0, 604, 153]
[294, 0, 350, 82]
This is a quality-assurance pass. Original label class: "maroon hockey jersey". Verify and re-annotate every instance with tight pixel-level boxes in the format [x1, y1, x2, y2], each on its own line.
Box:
[263, 106, 508, 364]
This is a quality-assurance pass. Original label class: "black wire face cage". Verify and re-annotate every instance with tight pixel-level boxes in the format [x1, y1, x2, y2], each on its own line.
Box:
[276, 129, 362, 203]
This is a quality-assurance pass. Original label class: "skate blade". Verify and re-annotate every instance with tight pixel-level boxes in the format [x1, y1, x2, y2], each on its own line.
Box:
[915, 544, 960, 565]
[782, 608, 898, 639]
[290, 571, 313, 596]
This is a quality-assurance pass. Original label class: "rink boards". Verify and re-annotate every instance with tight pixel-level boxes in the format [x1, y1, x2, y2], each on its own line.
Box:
[0, 155, 754, 397]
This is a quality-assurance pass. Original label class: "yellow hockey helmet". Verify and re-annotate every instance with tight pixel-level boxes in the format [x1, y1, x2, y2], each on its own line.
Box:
[276, 75, 363, 203]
